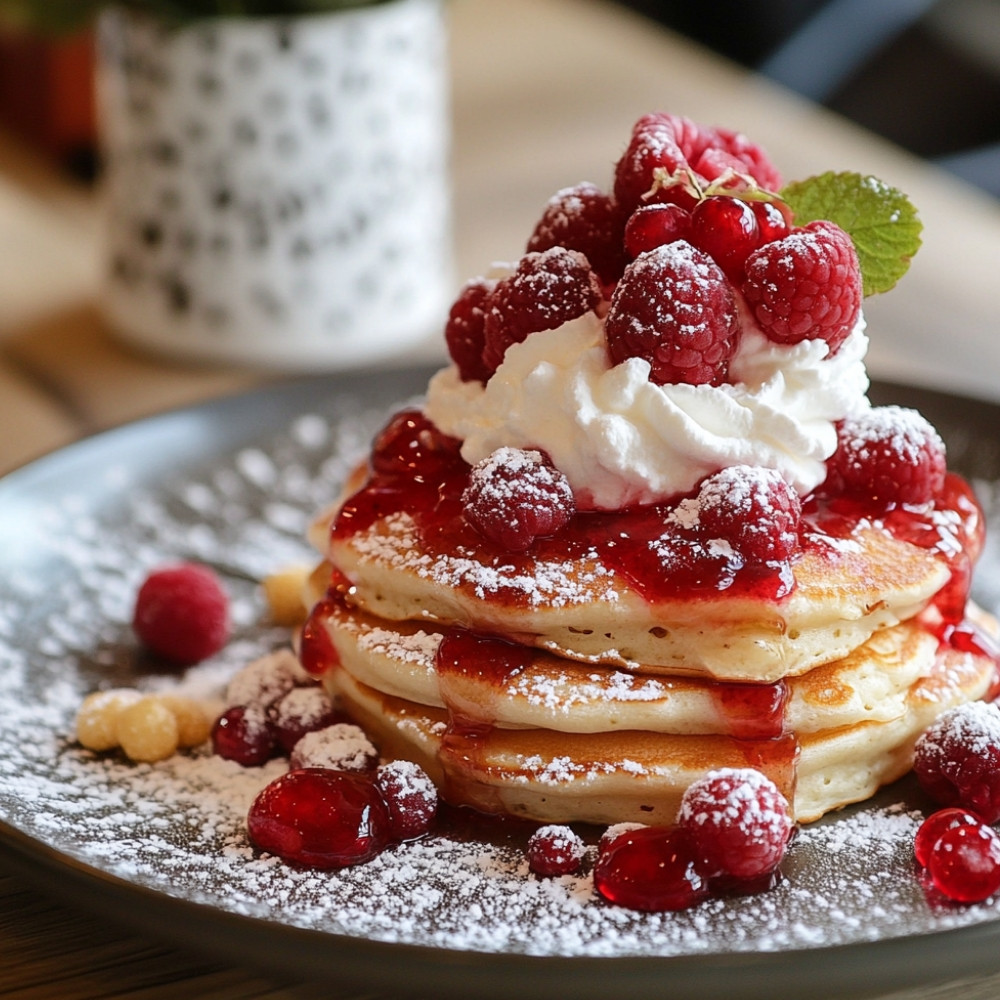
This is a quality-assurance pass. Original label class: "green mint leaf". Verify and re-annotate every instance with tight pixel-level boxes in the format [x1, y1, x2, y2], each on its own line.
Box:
[780, 171, 922, 296]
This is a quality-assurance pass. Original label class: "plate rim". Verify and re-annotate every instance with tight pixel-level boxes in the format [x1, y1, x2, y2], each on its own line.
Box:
[4, 370, 1000, 1000]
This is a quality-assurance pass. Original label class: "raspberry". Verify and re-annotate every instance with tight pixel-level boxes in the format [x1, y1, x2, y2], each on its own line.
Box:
[444, 278, 495, 384]
[247, 768, 391, 870]
[526, 182, 627, 286]
[694, 125, 782, 193]
[374, 759, 438, 841]
[926, 823, 1000, 903]
[132, 562, 230, 666]
[741, 220, 862, 354]
[212, 704, 278, 767]
[688, 196, 760, 282]
[613, 114, 781, 216]
[481, 248, 602, 375]
[914, 807, 984, 868]
[826, 405, 947, 505]
[593, 825, 707, 911]
[526, 824, 586, 876]
[623, 203, 690, 259]
[913, 701, 1000, 822]
[677, 767, 793, 880]
[692, 465, 802, 563]
[604, 241, 740, 386]
[613, 114, 689, 214]
[463, 447, 575, 551]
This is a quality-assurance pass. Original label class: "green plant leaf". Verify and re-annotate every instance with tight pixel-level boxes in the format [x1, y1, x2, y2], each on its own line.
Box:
[780, 171, 922, 296]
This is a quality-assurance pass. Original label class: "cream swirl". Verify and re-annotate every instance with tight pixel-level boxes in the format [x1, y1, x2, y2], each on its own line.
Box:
[423, 309, 870, 510]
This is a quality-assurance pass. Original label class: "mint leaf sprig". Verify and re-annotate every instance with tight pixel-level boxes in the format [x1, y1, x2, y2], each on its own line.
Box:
[780, 171, 922, 297]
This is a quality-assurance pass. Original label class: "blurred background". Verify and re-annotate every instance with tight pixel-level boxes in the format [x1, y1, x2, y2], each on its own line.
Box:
[0, 0, 997, 197]
[616, 0, 1000, 198]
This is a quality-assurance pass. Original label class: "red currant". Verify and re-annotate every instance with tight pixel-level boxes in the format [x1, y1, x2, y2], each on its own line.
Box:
[212, 705, 278, 767]
[688, 196, 760, 281]
[914, 808, 984, 868]
[926, 823, 1000, 903]
[623, 203, 691, 259]
[751, 200, 791, 243]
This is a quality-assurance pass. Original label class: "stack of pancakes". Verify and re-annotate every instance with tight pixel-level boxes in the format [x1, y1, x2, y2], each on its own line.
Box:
[304, 462, 996, 824]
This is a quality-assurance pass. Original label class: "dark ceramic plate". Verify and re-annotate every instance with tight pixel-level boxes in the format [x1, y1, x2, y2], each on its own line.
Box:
[3, 370, 1000, 1000]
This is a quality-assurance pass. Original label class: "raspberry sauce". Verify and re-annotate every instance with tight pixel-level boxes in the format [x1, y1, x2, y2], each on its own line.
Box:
[332, 410, 797, 604]
[317, 409, 990, 836]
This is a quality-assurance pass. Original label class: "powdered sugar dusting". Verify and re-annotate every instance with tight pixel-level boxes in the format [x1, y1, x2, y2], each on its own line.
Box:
[4, 379, 1000, 971]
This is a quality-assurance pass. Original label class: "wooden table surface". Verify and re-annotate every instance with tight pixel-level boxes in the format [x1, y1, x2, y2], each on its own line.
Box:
[2, 1, 1000, 996]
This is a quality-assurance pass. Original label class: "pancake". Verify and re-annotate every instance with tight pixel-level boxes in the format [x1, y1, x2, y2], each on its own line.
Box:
[317, 514, 948, 682]
[317, 597, 940, 737]
[327, 641, 995, 824]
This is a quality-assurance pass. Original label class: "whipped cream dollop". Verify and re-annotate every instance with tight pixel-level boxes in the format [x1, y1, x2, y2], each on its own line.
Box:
[424, 309, 870, 510]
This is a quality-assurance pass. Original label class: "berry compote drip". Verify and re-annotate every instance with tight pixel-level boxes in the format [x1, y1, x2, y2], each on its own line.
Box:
[299, 567, 354, 678]
[807, 472, 993, 668]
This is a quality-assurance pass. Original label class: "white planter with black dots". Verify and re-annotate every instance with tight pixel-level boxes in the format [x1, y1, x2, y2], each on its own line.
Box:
[95, 0, 451, 370]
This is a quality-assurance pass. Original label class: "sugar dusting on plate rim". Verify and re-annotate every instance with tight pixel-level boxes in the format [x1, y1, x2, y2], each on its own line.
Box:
[3, 392, 1000, 961]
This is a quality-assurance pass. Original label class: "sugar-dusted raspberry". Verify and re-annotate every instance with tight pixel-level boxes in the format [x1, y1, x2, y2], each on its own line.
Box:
[826, 405, 947, 505]
[481, 248, 602, 375]
[226, 647, 311, 712]
[926, 823, 1000, 903]
[914, 701, 1000, 822]
[677, 767, 793, 880]
[914, 807, 984, 868]
[375, 759, 438, 841]
[694, 125, 782, 193]
[692, 465, 802, 563]
[527, 824, 587, 876]
[613, 114, 781, 217]
[623, 203, 691, 259]
[741, 220, 862, 355]
[604, 241, 740, 386]
[444, 277, 496, 384]
[289, 722, 379, 772]
[613, 113, 690, 214]
[462, 447, 575, 551]
[212, 704, 278, 767]
[132, 562, 230, 666]
[526, 182, 627, 286]
[269, 685, 341, 753]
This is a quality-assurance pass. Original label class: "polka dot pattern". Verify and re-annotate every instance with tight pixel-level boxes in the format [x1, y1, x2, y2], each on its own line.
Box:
[96, 0, 451, 368]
